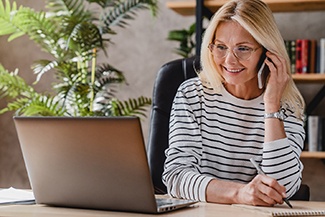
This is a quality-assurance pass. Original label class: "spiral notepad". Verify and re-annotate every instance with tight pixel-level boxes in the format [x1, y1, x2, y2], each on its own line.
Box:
[272, 210, 325, 216]
[233, 204, 325, 216]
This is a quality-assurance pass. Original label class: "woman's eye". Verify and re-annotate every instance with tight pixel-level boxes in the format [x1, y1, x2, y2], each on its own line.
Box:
[216, 45, 227, 50]
[237, 46, 252, 52]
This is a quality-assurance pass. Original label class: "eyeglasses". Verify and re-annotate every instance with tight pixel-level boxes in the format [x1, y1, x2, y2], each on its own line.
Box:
[208, 43, 261, 60]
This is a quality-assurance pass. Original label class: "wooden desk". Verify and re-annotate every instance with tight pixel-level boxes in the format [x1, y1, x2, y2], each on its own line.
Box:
[0, 201, 324, 217]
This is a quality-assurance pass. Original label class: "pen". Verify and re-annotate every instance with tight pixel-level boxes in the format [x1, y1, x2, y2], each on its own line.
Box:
[249, 158, 293, 208]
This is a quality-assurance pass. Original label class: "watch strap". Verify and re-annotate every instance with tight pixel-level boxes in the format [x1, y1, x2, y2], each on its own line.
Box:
[264, 111, 285, 121]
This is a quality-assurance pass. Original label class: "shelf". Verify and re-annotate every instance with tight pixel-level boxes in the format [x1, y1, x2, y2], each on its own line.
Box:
[167, 0, 325, 16]
[292, 74, 325, 83]
[300, 151, 325, 158]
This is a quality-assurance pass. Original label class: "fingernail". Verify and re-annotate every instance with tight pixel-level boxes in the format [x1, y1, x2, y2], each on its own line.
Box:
[282, 192, 287, 198]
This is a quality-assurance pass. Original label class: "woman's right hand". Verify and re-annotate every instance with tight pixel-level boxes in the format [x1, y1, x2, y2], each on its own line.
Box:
[236, 174, 287, 206]
[263, 51, 289, 113]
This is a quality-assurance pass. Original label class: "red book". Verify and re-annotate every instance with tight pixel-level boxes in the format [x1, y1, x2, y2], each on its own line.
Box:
[301, 39, 309, 73]
[295, 39, 302, 74]
[309, 39, 317, 73]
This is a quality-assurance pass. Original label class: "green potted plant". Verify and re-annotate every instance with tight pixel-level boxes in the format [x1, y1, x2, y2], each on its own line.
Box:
[167, 22, 196, 58]
[0, 0, 157, 117]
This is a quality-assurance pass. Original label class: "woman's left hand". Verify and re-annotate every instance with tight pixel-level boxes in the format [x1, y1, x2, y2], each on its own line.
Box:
[263, 51, 289, 113]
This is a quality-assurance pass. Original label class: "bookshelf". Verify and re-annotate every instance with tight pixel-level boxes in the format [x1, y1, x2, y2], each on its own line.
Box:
[167, 0, 325, 16]
[293, 74, 325, 83]
[301, 151, 325, 158]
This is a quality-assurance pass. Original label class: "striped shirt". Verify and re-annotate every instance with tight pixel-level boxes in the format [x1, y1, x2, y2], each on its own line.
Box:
[162, 77, 305, 202]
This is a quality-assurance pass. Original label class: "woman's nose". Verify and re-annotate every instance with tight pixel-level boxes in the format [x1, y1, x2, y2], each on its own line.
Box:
[224, 49, 238, 64]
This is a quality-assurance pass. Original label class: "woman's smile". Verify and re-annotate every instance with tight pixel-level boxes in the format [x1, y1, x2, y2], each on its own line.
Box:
[223, 66, 245, 74]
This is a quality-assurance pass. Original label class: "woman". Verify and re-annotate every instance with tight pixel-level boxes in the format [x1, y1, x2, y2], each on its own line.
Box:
[162, 0, 305, 206]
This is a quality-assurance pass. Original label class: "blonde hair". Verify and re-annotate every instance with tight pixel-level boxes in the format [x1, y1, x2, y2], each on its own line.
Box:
[199, 0, 305, 119]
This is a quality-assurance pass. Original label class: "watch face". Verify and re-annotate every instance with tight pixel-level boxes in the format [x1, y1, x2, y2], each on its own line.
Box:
[278, 113, 285, 120]
[278, 110, 285, 120]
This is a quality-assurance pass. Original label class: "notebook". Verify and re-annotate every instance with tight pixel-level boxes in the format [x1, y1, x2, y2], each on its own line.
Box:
[13, 116, 197, 213]
[233, 203, 325, 216]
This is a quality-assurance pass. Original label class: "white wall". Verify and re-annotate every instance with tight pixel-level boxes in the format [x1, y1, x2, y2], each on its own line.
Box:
[0, 0, 325, 200]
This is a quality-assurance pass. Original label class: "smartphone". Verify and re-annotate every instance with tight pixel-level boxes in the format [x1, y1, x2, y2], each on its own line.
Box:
[257, 50, 270, 89]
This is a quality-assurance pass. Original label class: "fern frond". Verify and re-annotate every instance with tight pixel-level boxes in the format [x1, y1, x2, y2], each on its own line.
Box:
[0, 65, 34, 99]
[54, 78, 92, 115]
[0, 1, 57, 45]
[86, 0, 115, 8]
[32, 60, 59, 82]
[92, 63, 127, 102]
[95, 63, 125, 88]
[0, 65, 67, 116]
[21, 10, 63, 57]
[66, 21, 104, 57]
[0, 97, 29, 115]
[110, 96, 152, 117]
[53, 61, 79, 81]
[15, 95, 67, 116]
[0, 0, 26, 41]
[46, 0, 87, 17]
[101, 0, 157, 28]
[0, 3, 62, 56]
[0, 86, 66, 117]
[0, 0, 17, 34]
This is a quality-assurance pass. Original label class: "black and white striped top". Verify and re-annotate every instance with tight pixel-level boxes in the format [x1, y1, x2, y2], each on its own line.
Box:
[163, 77, 305, 202]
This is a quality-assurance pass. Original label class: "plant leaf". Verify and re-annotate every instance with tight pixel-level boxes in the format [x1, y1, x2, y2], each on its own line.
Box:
[110, 96, 152, 117]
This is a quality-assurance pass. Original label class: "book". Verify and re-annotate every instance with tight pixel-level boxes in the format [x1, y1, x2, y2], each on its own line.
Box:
[307, 115, 325, 152]
[0, 187, 35, 205]
[308, 115, 320, 152]
[233, 203, 325, 217]
[320, 38, 325, 74]
[316, 41, 321, 73]
[300, 39, 309, 73]
[317, 116, 325, 151]
[290, 40, 296, 74]
[295, 39, 302, 74]
[309, 40, 317, 73]
[284, 40, 296, 74]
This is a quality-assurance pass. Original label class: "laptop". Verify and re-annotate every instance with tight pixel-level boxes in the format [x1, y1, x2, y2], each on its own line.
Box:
[13, 116, 197, 213]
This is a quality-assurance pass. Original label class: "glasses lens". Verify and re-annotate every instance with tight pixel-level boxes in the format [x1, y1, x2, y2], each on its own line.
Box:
[234, 46, 253, 60]
[209, 44, 228, 58]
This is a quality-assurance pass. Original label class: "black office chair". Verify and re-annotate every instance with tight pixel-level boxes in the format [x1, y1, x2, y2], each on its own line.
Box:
[147, 56, 310, 201]
[147, 56, 199, 194]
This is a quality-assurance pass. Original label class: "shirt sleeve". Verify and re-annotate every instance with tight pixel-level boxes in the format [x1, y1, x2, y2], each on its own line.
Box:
[162, 85, 213, 202]
[261, 109, 305, 198]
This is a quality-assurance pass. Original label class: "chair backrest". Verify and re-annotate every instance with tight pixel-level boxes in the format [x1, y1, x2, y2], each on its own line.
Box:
[147, 56, 310, 201]
[147, 56, 199, 194]
[290, 184, 310, 201]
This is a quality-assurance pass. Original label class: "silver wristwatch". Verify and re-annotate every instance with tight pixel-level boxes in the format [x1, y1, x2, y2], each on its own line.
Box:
[264, 111, 285, 121]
